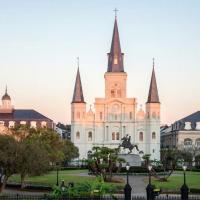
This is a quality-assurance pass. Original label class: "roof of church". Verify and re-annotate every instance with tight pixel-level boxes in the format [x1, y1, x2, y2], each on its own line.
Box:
[0, 109, 53, 121]
[72, 67, 85, 103]
[107, 18, 124, 72]
[147, 61, 160, 103]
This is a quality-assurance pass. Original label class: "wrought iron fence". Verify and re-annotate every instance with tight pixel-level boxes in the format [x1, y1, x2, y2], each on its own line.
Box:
[0, 195, 200, 200]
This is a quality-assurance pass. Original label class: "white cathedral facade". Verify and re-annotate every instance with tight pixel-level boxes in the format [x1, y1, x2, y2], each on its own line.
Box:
[71, 17, 161, 161]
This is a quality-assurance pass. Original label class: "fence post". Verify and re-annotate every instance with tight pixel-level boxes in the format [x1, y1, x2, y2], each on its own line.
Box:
[146, 184, 154, 200]
[181, 184, 189, 200]
[124, 183, 132, 200]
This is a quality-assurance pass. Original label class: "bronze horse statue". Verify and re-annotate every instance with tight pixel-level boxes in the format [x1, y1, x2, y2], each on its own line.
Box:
[119, 135, 140, 154]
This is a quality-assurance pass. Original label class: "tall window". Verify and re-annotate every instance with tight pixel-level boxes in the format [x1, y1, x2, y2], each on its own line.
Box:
[129, 112, 132, 120]
[152, 132, 156, 139]
[184, 138, 192, 148]
[111, 90, 115, 98]
[76, 132, 80, 140]
[100, 112, 103, 120]
[139, 132, 143, 141]
[88, 132, 92, 141]
[116, 132, 120, 140]
[114, 55, 118, 64]
[115, 114, 117, 121]
[195, 139, 200, 148]
[112, 132, 115, 140]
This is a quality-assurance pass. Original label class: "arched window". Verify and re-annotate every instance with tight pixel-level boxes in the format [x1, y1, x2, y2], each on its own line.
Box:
[152, 132, 156, 139]
[76, 132, 80, 140]
[139, 132, 143, 141]
[112, 132, 115, 140]
[116, 132, 120, 140]
[114, 54, 118, 64]
[111, 90, 115, 98]
[184, 138, 192, 148]
[88, 132, 92, 141]
[115, 114, 117, 121]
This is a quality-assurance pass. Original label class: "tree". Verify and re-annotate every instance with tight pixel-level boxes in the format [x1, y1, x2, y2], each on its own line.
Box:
[88, 146, 125, 182]
[0, 135, 18, 192]
[62, 140, 79, 166]
[0, 126, 79, 191]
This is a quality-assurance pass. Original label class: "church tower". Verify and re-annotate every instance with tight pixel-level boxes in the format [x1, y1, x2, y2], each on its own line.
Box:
[71, 66, 86, 156]
[70, 14, 161, 161]
[146, 59, 160, 160]
[105, 16, 127, 99]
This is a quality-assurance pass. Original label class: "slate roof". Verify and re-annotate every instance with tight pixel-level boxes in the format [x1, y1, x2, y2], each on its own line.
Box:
[107, 18, 124, 72]
[178, 111, 200, 123]
[72, 67, 85, 103]
[0, 109, 53, 121]
[172, 111, 200, 131]
[147, 64, 160, 103]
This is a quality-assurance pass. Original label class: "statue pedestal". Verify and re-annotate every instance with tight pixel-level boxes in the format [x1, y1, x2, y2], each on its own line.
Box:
[119, 154, 141, 166]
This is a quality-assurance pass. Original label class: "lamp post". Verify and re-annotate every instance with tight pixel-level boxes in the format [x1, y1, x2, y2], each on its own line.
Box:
[146, 165, 154, 200]
[124, 162, 132, 200]
[181, 165, 189, 200]
[56, 162, 59, 186]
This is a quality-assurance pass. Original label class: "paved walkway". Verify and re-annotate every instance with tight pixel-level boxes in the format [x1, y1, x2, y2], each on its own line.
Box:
[122, 175, 146, 195]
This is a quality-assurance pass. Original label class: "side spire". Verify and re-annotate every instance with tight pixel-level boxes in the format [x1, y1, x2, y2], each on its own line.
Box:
[72, 58, 85, 103]
[147, 58, 160, 103]
[107, 11, 124, 72]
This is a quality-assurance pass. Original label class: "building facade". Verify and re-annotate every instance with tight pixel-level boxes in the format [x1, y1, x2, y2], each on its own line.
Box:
[0, 87, 54, 130]
[161, 111, 200, 151]
[71, 17, 161, 160]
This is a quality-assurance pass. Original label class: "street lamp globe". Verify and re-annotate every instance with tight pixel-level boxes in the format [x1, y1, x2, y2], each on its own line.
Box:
[148, 165, 153, 171]
[182, 165, 187, 171]
[126, 162, 130, 171]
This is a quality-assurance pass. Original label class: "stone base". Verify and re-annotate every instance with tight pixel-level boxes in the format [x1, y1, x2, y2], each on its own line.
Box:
[119, 154, 141, 166]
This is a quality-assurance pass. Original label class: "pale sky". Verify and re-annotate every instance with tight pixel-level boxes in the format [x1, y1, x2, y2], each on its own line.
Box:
[0, 0, 199, 125]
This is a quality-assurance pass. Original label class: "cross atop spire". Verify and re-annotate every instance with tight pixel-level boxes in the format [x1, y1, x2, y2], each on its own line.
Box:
[72, 63, 85, 104]
[147, 59, 160, 103]
[113, 8, 118, 18]
[107, 14, 124, 72]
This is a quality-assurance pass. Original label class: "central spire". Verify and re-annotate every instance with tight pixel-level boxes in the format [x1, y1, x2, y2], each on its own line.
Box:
[147, 58, 160, 103]
[107, 13, 124, 72]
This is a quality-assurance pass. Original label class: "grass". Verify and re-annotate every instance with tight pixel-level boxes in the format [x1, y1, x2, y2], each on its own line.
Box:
[8, 169, 95, 186]
[152, 171, 200, 191]
[8, 169, 124, 188]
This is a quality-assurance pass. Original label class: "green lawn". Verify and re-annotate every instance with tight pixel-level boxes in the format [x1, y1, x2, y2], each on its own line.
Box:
[8, 169, 95, 186]
[152, 171, 200, 191]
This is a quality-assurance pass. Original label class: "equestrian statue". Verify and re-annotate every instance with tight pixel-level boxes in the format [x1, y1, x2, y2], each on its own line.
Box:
[119, 134, 143, 154]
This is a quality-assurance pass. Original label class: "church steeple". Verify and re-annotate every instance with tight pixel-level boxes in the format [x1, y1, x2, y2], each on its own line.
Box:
[107, 14, 124, 72]
[72, 66, 85, 103]
[147, 59, 160, 103]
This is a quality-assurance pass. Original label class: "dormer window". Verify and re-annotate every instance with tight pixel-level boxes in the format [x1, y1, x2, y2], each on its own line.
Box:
[184, 122, 191, 130]
[196, 122, 200, 130]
